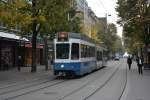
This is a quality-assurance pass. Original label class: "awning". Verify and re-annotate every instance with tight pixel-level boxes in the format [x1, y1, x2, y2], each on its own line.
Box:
[25, 43, 44, 49]
[0, 31, 29, 42]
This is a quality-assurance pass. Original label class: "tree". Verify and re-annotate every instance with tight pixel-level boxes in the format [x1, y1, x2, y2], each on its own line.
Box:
[113, 36, 124, 55]
[0, 0, 32, 34]
[116, 0, 150, 53]
[0, 0, 75, 72]
[99, 23, 123, 57]
[67, 5, 81, 33]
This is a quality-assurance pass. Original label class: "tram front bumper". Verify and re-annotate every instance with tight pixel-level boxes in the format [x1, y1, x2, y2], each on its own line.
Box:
[53, 62, 81, 75]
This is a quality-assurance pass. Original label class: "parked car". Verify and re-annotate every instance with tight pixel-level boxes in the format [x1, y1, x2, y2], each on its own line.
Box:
[114, 56, 120, 60]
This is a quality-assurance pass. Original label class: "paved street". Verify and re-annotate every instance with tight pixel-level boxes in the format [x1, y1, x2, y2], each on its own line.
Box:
[0, 0, 150, 100]
[121, 60, 150, 100]
[0, 59, 150, 100]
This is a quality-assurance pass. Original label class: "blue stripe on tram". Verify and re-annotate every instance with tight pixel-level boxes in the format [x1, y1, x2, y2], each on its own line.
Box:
[54, 61, 96, 75]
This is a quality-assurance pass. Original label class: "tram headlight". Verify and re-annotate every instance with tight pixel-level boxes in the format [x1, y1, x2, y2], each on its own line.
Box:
[61, 65, 64, 68]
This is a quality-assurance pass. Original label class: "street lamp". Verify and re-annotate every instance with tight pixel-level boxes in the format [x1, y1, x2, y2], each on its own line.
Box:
[105, 13, 111, 24]
[121, 15, 141, 25]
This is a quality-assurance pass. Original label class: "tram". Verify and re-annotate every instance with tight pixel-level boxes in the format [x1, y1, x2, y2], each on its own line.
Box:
[53, 32, 108, 76]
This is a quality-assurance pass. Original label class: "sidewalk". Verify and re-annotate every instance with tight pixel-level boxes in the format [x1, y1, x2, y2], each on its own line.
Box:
[0, 65, 53, 86]
[122, 61, 150, 100]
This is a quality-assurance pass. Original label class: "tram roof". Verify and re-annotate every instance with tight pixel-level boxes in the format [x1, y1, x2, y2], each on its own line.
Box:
[56, 32, 108, 50]
[68, 33, 107, 50]
[67, 32, 96, 44]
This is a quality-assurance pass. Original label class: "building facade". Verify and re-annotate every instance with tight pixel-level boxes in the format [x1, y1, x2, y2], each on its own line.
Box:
[0, 31, 24, 70]
[24, 36, 44, 66]
[75, 0, 102, 39]
[143, 44, 150, 69]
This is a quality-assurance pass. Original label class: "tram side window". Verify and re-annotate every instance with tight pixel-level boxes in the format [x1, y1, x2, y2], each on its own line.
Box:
[71, 43, 79, 60]
[81, 44, 87, 58]
[81, 44, 95, 58]
[103, 51, 108, 60]
[91, 47, 96, 57]
[81, 44, 85, 58]
[88, 46, 95, 57]
[97, 51, 102, 61]
[87, 46, 90, 57]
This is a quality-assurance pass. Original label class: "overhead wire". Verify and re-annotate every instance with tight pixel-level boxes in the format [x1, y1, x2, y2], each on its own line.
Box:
[97, 0, 108, 13]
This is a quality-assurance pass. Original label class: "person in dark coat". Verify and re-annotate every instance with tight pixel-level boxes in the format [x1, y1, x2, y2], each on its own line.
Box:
[18, 55, 22, 71]
[127, 56, 132, 70]
[136, 56, 144, 75]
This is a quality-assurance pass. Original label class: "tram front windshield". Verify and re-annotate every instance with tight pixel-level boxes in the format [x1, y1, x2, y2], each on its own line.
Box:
[56, 44, 69, 59]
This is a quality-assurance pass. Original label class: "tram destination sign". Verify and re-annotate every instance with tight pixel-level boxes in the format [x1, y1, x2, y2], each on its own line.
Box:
[57, 32, 69, 42]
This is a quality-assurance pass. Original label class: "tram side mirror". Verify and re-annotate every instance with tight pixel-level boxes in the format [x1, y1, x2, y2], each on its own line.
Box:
[57, 32, 69, 42]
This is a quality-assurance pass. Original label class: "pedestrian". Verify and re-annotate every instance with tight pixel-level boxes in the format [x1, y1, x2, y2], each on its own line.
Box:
[136, 56, 144, 75]
[18, 55, 22, 71]
[127, 56, 132, 70]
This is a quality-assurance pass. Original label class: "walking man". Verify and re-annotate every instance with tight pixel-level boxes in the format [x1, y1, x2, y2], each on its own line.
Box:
[127, 56, 132, 70]
[137, 56, 144, 74]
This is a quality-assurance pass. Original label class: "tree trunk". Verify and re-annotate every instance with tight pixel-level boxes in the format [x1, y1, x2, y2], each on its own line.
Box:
[31, 0, 37, 72]
[44, 37, 48, 70]
[31, 32, 37, 72]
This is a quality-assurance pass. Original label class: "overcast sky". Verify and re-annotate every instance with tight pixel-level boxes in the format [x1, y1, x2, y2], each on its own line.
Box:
[86, 0, 123, 37]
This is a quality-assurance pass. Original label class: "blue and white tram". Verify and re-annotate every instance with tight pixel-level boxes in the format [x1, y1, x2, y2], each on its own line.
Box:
[53, 32, 107, 76]
[96, 46, 108, 68]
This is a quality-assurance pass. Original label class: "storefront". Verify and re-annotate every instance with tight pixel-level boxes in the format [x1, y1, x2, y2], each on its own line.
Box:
[0, 32, 44, 70]
[24, 43, 44, 66]
[0, 31, 28, 71]
[143, 44, 150, 69]
[0, 37, 19, 70]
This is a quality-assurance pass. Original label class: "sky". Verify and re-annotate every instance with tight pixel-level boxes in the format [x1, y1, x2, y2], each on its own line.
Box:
[86, 0, 123, 37]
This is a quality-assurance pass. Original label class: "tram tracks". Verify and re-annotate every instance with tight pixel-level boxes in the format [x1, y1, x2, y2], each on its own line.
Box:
[118, 64, 128, 100]
[0, 78, 56, 95]
[1, 79, 68, 100]
[0, 72, 68, 100]
[0, 72, 52, 89]
[84, 61, 127, 100]
[58, 61, 127, 100]
[0, 76, 55, 91]
[1, 65, 110, 100]
[1, 61, 124, 100]
[58, 63, 120, 100]
[84, 66, 120, 100]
